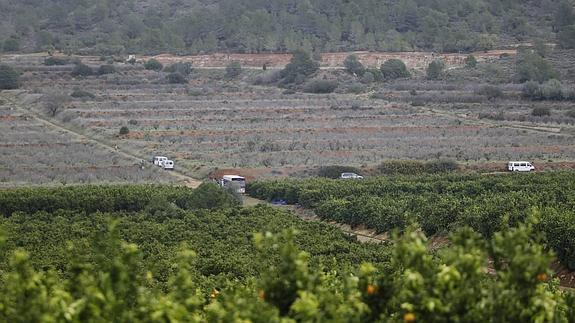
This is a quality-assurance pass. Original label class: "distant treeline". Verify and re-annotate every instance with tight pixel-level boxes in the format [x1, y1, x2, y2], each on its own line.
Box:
[1, 0, 574, 55]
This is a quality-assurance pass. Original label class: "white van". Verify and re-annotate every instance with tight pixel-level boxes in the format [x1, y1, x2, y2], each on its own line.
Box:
[508, 161, 535, 172]
[153, 156, 168, 166]
[219, 175, 246, 194]
[340, 172, 364, 179]
[162, 160, 174, 170]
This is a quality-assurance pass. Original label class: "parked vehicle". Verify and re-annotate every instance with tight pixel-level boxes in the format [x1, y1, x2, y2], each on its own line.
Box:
[508, 161, 535, 172]
[340, 172, 364, 179]
[153, 156, 168, 166]
[162, 160, 174, 170]
[219, 175, 246, 194]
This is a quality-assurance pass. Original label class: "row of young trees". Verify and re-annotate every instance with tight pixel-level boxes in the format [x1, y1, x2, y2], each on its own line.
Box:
[248, 172, 575, 270]
[0, 0, 573, 55]
[0, 183, 574, 321]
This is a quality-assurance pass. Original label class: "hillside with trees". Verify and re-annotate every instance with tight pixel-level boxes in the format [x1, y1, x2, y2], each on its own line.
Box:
[1, 0, 574, 55]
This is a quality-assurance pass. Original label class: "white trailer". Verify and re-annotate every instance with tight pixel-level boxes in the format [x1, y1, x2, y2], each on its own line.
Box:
[162, 160, 174, 170]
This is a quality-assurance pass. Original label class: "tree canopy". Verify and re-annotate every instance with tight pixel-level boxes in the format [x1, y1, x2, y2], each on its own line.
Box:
[0, 0, 568, 55]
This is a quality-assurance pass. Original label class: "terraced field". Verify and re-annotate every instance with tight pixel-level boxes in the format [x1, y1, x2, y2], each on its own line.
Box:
[3, 52, 575, 183]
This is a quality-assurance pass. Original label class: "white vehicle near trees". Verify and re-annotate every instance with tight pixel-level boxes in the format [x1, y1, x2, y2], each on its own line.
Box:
[219, 175, 246, 194]
[340, 172, 364, 179]
[162, 160, 174, 170]
[508, 161, 535, 172]
[153, 156, 168, 166]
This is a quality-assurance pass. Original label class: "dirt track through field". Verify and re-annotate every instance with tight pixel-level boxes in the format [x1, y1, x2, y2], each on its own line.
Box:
[1, 91, 202, 188]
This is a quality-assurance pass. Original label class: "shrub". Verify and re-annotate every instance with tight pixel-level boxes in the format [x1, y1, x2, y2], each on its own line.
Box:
[380, 59, 410, 80]
[0, 64, 20, 89]
[516, 51, 559, 83]
[164, 61, 192, 75]
[558, 25, 575, 49]
[2, 37, 19, 52]
[566, 109, 575, 118]
[128, 119, 138, 125]
[144, 59, 163, 71]
[426, 60, 445, 80]
[303, 80, 338, 93]
[119, 126, 130, 135]
[97, 64, 116, 75]
[343, 55, 365, 76]
[465, 55, 477, 68]
[280, 50, 319, 84]
[346, 82, 365, 94]
[531, 107, 551, 117]
[475, 85, 504, 100]
[225, 61, 242, 79]
[166, 73, 187, 84]
[523, 79, 566, 100]
[360, 71, 375, 84]
[44, 57, 69, 66]
[377, 159, 458, 175]
[71, 63, 94, 77]
[317, 166, 362, 179]
[70, 89, 95, 99]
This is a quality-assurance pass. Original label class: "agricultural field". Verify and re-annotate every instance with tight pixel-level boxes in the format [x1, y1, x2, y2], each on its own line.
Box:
[0, 93, 171, 187]
[2, 49, 575, 186]
[0, 184, 573, 321]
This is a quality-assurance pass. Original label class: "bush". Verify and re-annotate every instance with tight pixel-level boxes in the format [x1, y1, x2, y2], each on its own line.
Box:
[426, 60, 445, 80]
[71, 63, 94, 77]
[380, 59, 410, 80]
[225, 61, 242, 79]
[44, 57, 69, 66]
[531, 107, 551, 117]
[523, 79, 566, 100]
[317, 166, 362, 179]
[475, 85, 504, 100]
[343, 55, 365, 76]
[465, 55, 477, 68]
[119, 126, 130, 135]
[2, 37, 19, 52]
[70, 89, 95, 99]
[303, 80, 338, 93]
[566, 109, 575, 118]
[280, 50, 319, 84]
[558, 25, 575, 49]
[377, 160, 458, 175]
[164, 61, 192, 75]
[166, 72, 187, 84]
[144, 59, 163, 71]
[97, 64, 116, 75]
[360, 71, 375, 84]
[516, 51, 559, 83]
[0, 64, 20, 89]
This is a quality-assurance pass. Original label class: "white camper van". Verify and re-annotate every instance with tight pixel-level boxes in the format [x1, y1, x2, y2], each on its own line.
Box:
[162, 160, 174, 170]
[153, 156, 168, 166]
[219, 175, 246, 194]
[508, 161, 535, 172]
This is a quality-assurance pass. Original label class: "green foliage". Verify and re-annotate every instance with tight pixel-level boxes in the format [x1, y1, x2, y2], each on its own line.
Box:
[380, 59, 410, 80]
[98, 64, 116, 75]
[225, 61, 242, 79]
[303, 80, 338, 93]
[475, 85, 504, 100]
[70, 88, 95, 99]
[558, 25, 575, 49]
[360, 71, 375, 84]
[119, 126, 130, 135]
[2, 37, 20, 52]
[0, 65, 20, 90]
[516, 51, 559, 83]
[343, 55, 365, 76]
[465, 55, 478, 68]
[71, 63, 94, 77]
[164, 62, 193, 75]
[280, 50, 319, 84]
[166, 73, 187, 84]
[377, 160, 458, 175]
[249, 171, 575, 270]
[523, 79, 567, 101]
[426, 59, 445, 80]
[532, 106, 551, 117]
[144, 59, 163, 71]
[43, 57, 69, 66]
